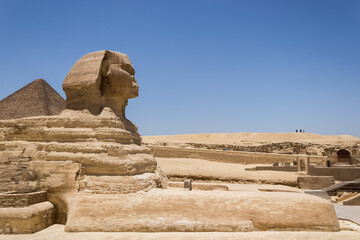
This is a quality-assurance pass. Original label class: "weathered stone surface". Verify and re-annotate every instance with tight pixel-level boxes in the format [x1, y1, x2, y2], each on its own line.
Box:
[0, 202, 55, 234]
[0, 191, 47, 208]
[149, 146, 326, 165]
[65, 189, 340, 232]
[79, 173, 162, 194]
[343, 194, 360, 205]
[0, 109, 164, 194]
[297, 176, 335, 190]
[308, 165, 360, 181]
[168, 181, 229, 191]
[255, 165, 298, 172]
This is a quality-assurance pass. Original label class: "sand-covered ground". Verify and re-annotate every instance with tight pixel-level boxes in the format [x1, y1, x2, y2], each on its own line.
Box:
[156, 158, 300, 186]
[143, 132, 360, 146]
[2, 224, 359, 240]
[3, 157, 359, 239]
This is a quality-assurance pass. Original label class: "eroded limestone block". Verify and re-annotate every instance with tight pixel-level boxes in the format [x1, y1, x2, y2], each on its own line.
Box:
[79, 173, 162, 194]
[64, 189, 340, 232]
[297, 176, 335, 190]
[0, 191, 47, 208]
[0, 202, 55, 234]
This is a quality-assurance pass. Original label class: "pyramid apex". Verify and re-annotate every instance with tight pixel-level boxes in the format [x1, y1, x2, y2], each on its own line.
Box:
[34, 78, 46, 82]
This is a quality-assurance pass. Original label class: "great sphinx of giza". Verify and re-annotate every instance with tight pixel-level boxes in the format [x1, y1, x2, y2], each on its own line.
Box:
[0, 50, 340, 233]
[0, 50, 167, 226]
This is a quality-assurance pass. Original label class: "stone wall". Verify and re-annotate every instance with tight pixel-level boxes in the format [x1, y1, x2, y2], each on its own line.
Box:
[308, 165, 360, 181]
[255, 166, 298, 172]
[146, 141, 360, 157]
[297, 176, 335, 190]
[0, 155, 31, 192]
[0, 202, 55, 234]
[0, 191, 47, 208]
[150, 146, 326, 164]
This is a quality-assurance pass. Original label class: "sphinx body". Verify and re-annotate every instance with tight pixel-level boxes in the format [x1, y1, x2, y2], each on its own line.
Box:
[0, 51, 166, 224]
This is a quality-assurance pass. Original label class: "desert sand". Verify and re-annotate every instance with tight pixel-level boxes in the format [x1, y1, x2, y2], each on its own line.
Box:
[1, 224, 359, 240]
[156, 158, 299, 186]
[143, 132, 360, 146]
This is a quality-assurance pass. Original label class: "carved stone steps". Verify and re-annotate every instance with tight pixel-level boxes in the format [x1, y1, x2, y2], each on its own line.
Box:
[78, 173, 161, 194]
[45, 152, 157, 175]
[3, 127, 136, 144]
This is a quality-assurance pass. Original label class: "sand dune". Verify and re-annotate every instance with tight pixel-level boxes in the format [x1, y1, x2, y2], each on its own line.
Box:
[143, 133, 360, 146]
[156, 158, 299, 185]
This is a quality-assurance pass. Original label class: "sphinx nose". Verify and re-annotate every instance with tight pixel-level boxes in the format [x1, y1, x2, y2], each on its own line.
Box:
[133, 79, 139, 87]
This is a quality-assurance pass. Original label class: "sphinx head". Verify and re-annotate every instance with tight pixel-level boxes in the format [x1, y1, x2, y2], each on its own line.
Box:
[62, 50, 138, 118]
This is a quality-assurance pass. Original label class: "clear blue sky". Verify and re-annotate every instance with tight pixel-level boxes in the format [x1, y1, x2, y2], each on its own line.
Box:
[0, 0, 359, 137]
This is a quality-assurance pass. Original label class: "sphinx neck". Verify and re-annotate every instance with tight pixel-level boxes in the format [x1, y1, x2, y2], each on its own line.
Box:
[101, 97, 138, 133]
[102, 97, 126, 118]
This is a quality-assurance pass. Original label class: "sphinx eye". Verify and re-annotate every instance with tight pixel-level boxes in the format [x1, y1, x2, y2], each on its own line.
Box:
[121, 64, 135, 76]
[106, 70, 111, 84]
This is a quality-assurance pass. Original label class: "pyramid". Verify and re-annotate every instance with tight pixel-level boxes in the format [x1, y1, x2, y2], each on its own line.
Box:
[0, 79, 65, 120]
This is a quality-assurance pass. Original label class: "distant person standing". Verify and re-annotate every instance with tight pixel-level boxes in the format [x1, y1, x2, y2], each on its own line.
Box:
[300, 129, 302, 133]
[303, 129, 305, 133]
[296, 129, 298, 133]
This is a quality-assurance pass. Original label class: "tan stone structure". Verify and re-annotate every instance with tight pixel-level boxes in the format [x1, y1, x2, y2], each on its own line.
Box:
[65, 189, 339, 232]
[0, 192, 55, 234]
[297, 176, 335, 190]
[0, 202, 55, 234]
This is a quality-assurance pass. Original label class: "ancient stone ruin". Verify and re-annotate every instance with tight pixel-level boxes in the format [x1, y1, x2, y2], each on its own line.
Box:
[0, 50, 341, 234]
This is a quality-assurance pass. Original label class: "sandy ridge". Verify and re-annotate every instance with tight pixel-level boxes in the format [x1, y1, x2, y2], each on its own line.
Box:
[143, 133, 360, 146]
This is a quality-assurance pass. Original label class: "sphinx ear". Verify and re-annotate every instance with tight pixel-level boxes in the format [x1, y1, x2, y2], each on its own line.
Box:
[106, 69, 112, 85]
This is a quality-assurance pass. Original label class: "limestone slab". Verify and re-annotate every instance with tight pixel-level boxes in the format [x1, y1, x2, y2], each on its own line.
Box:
[65, 189, 339, 232]
[0, 202, 55, 234]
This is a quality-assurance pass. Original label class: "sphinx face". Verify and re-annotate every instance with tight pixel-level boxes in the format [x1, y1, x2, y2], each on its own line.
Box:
[63, 50, 139, 117]
[103, 63, 139, 99]
[108, 63, 139, 98]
